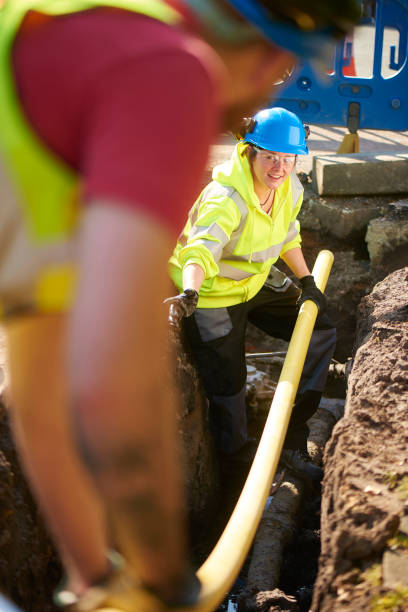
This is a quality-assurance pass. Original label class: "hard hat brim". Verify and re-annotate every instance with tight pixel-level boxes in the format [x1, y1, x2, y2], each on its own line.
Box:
[225, 0, 335, 62]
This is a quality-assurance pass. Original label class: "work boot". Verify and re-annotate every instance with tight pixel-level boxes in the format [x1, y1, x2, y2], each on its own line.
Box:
[221, 437, 259, 472]
[54, 550, 201, 611]
[279, 448, 323, 482]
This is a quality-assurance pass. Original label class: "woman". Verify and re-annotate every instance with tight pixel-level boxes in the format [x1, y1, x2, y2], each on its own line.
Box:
[168, 107, 336, 481]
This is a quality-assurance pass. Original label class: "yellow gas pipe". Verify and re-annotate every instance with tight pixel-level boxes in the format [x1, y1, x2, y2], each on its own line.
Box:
[97, 249, 334, 612]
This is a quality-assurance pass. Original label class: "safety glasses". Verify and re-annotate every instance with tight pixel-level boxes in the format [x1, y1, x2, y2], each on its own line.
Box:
[254, 148, 297, 167]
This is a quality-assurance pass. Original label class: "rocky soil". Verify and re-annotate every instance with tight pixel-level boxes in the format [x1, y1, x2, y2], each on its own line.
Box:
[313, 267, 408, 612]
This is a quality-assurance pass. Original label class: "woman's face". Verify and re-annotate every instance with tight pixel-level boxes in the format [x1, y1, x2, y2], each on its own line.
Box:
[250, 147, 296, 192]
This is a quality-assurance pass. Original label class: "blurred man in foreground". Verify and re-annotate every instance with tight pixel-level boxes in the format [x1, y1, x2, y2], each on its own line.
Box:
[0, 0, 358, 608]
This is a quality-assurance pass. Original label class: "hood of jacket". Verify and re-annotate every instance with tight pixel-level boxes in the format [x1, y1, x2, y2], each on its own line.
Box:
[212, 142, 258, 208]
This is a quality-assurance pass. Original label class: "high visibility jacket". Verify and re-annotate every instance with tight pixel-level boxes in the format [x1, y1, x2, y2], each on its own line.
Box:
[0, 0, 180, 317]
[169, 142, 304, 308]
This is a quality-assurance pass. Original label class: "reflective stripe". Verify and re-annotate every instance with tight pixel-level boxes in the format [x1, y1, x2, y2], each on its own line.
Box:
[227, 243, 283, 264]
[189, 182, 222, 227]
[290, 171, 303, 209]
[283, 221, 298, 245]
[191, 240, 225, 262]
[223, 174, 301, 268]
[198, 182, 248, 218]
[279, 173, 301, 246]
[179, 183, 248, 254]
[221, 188, 248, 257]
[189, 223, 229, 260]
[249, 243, 283, 262]
[218, 262, 253, 280]
[179, 173, 303, 281]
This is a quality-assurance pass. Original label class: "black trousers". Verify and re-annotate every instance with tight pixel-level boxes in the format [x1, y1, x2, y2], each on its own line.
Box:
[183, 281, 336, 455]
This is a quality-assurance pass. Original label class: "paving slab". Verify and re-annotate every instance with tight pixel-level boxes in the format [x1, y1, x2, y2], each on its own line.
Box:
[312, 151, 408, 196]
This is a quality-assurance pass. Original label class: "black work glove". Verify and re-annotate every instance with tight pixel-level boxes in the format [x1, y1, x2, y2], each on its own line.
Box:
[164, 288, 199, 326]
[297, 275, 327, 314]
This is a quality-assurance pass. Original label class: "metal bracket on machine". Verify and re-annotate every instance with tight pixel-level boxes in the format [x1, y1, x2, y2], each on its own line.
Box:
[347, 101, 360, 134]
[337, 102, 361, 152]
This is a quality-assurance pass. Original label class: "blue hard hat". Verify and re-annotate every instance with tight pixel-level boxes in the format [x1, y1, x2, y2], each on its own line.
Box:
[243, 107, 308, 155]
[223, 0, 358, 62]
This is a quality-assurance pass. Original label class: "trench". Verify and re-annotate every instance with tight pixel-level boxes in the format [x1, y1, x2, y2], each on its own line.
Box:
[185, 226, 368, 612]
[211, 423, 329, 612]
[0, 228, 406, 611]
[191, 262, 408, 612]
[186, 335, 347, 612]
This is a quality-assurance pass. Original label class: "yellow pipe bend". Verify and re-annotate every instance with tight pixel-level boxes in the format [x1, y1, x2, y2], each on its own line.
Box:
[96, 249, 334, 612]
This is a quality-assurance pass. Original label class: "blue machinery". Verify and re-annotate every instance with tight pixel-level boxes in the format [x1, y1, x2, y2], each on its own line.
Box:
[273, 0, 408, 135]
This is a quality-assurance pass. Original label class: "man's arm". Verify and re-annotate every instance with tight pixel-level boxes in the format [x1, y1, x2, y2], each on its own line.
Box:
[68, 201, 192, 602]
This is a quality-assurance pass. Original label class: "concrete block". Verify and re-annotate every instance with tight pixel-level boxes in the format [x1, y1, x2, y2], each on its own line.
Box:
[313, 151, 408, 196]
[303, 192, 386, 240]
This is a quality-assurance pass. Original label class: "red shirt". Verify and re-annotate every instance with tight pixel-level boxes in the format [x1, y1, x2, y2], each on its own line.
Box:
[12, 7, 220, 234]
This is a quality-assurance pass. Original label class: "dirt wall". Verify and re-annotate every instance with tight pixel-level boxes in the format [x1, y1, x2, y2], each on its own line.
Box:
[0, 404, 61, 611]
[312, 267, 408, 612]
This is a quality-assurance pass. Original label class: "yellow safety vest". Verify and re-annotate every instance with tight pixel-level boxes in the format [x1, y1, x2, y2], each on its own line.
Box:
[0, 0, 180, 316]
[169, 142, 304, 308]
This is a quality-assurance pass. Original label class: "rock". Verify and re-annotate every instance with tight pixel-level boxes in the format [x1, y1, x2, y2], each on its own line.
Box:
[382, 550, 408, 589]
[312, 152, 408, 196]
[365, 207, 408, 272]
[238, 587, 300, 611]
[301, 188, 387, 241]
[245, 475, 303, 593]
[399, 516, 408, 536]
[246, 365, 277, 412]
[307, 405, 341, 465]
